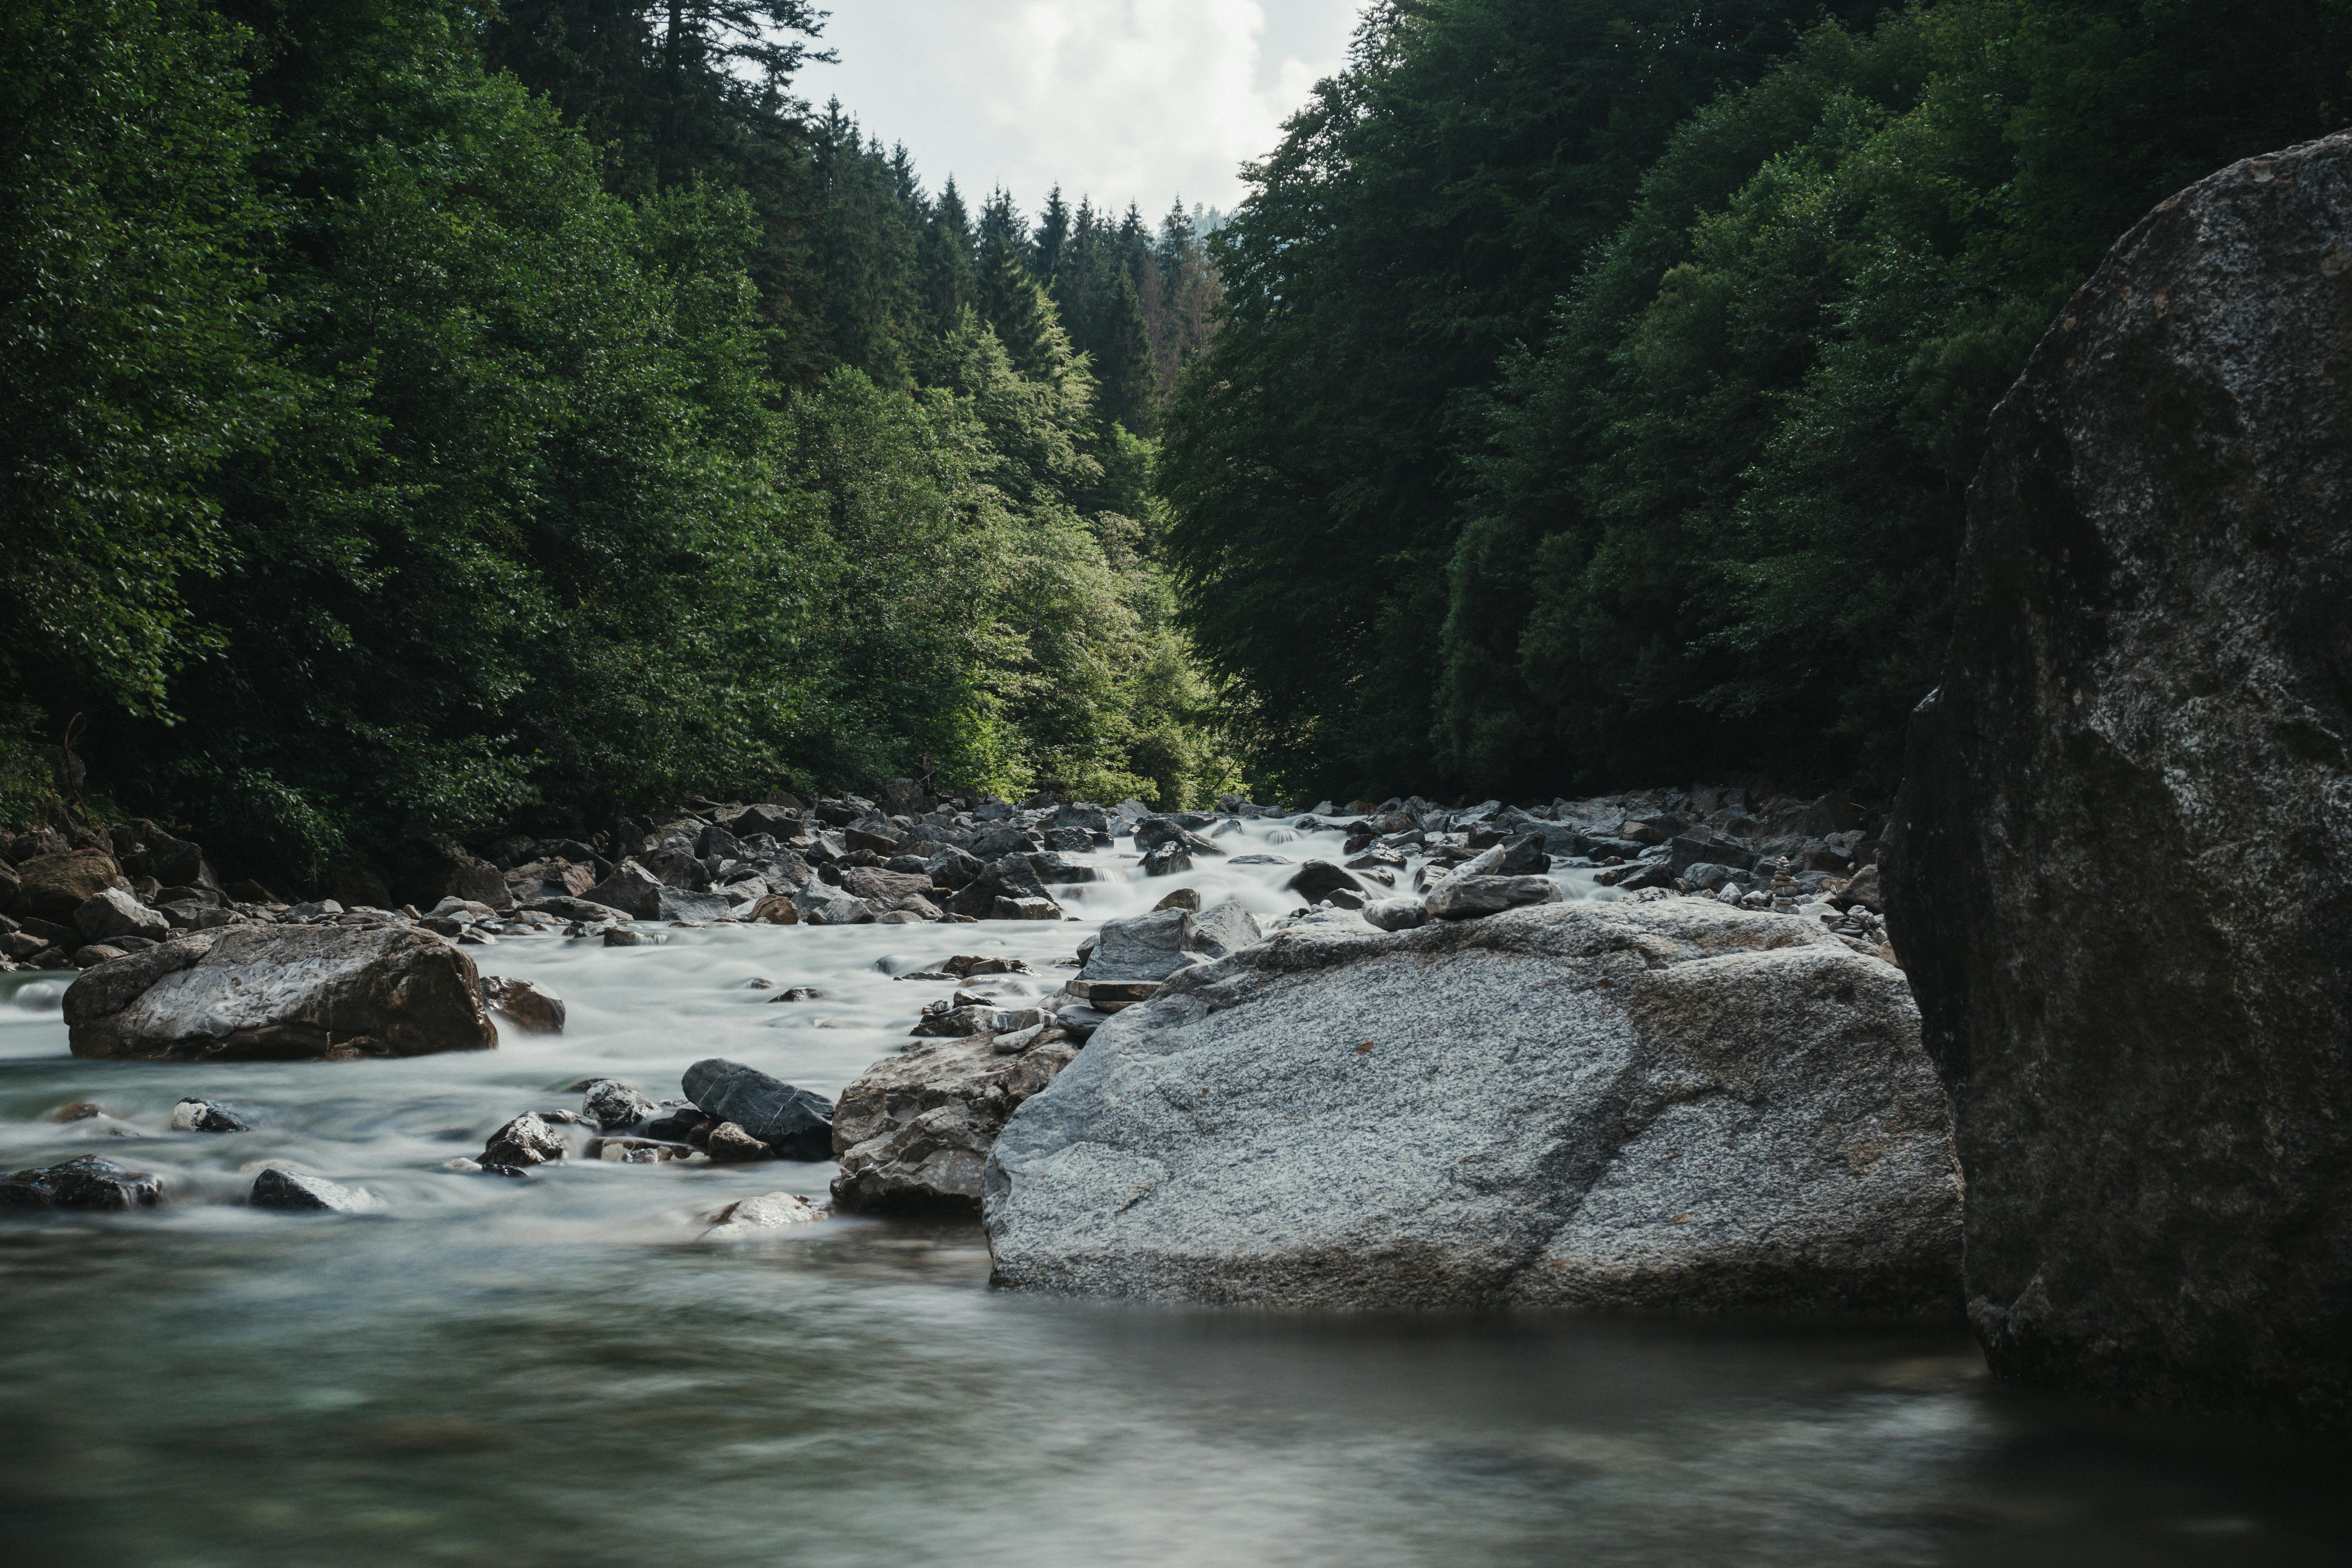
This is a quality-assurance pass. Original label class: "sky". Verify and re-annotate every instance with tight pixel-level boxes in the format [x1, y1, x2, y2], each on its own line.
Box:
[804, 0, 1373, 223]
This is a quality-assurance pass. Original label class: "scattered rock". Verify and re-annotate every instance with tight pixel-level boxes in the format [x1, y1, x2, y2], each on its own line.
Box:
[480, 1113, 566, 1174]
[249, 1168, 381, 1213]
[1078, 900, 1263, 984]
[1425, 875, 1566, 920]
[680, 1058, 833, 1160]
[479, 976, 566, 1034]
[64, 927, 499, 1061]
[1152, 888, 1201, 912]
[986, 898, 1959, 1312]
[13, 850, 129, 922]
[832, 1031, 1082, 1215]
[579, 1078, 657, 1131]
[603, 927, 662, 947]
[171, 1098, 250, 1133]
[73, 887, 169, 944]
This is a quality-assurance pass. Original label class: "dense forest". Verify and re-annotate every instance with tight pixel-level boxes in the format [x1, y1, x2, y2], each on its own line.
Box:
[2, 0, 1225, 879]
[11, 0, 2352, 879]
[1165, 0, 2352, 799]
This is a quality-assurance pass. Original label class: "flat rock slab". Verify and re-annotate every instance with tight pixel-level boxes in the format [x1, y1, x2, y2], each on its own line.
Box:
[986, 898, 1958, 1313]
[63, 927, 497, 1061]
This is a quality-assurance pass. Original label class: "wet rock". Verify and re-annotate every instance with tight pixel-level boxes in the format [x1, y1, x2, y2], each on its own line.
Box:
[46, 1100, 120, 1123]
[700, 1121, 774, 1162]
[702, 1191, 824, 1234]
[746, 893, 802, 925]
[0, 1154, 165, 1210]
[1140, 843, 1192, 878]
[1884, 133, 2352, 1431]
[64, 927, 498, 1061]
[171, 1098, 250, 1133]
[524, 895, 624, 924]
[602, 926, 663, 947]
[480, 1113, 566, 1174]
[15, 850, 128, 922]
[1425, 875, 1565, 921]
[1284, 860, 1363, 904]
[479, 976, 566, 1034]
[1152, 888, 1201, 912]
[249, 1167, 381, 1213]
[591, 1136, 692, 1163]
[680, 1058, 833, 1160]
[578, 1078, 657, 1131]
[832, 1031, 1082, 1216]
[987, 899, 1959, 1312]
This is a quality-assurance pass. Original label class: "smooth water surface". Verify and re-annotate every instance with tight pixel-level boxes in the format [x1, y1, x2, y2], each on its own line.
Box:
[2, 820, 2343, 1566]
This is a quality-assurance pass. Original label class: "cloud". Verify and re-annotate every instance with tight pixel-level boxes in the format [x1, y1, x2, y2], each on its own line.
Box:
[810, 0, 1368, 218]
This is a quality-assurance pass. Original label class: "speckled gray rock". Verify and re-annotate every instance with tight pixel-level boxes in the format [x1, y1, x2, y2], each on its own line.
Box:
[833, 1031, 1082, 1215]
[1885, 133, 2352, 1431]
[63, 927, 497, 1061]
[985, 898, 1958, 1312]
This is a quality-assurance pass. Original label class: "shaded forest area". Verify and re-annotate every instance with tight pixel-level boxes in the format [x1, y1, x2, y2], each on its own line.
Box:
[2, 0, 1225, 880]
[1163, 0, 2352, 799]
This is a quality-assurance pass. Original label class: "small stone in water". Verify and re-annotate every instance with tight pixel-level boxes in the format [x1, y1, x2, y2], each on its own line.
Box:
[702, 1191, 824, 1235]
[171, 1098, 251, 1133]
[249, 1167, 381, 1214]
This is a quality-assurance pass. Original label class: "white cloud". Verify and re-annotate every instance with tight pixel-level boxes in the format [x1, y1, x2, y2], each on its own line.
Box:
[808, 0, 1369, 219]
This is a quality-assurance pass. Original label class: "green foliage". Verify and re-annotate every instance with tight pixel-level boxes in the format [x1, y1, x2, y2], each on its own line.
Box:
[1161, 0, 1896, 799]
[0, 0, 273, 717]
[3, 0, 1240, 875]
[1165, 0, 2352, 798]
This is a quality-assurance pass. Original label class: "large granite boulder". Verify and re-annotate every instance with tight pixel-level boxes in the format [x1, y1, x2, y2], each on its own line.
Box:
[1884, 134, 2352, 1430]
[833, 1027, 1081, 1215]
[63, 927, 498, 1060]
[985, 898, 1958, 1312]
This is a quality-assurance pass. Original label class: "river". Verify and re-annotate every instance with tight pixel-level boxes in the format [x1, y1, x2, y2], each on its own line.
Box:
[1, 817, 2343, 1565]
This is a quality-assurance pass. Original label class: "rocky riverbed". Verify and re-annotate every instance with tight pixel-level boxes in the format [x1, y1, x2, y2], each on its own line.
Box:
[2, 798, 2345, 1563]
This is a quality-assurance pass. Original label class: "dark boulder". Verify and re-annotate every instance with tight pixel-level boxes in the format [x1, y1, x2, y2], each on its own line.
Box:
[0, 1155, 165, 1211]
[1885, 134, 2352, 1432]
[681, 1058, 833, 1160]
[1285, 860, 1363, 904]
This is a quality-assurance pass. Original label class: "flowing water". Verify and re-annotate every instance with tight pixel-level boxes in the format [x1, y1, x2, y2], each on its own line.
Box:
[1, 819, 2343, 1566]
